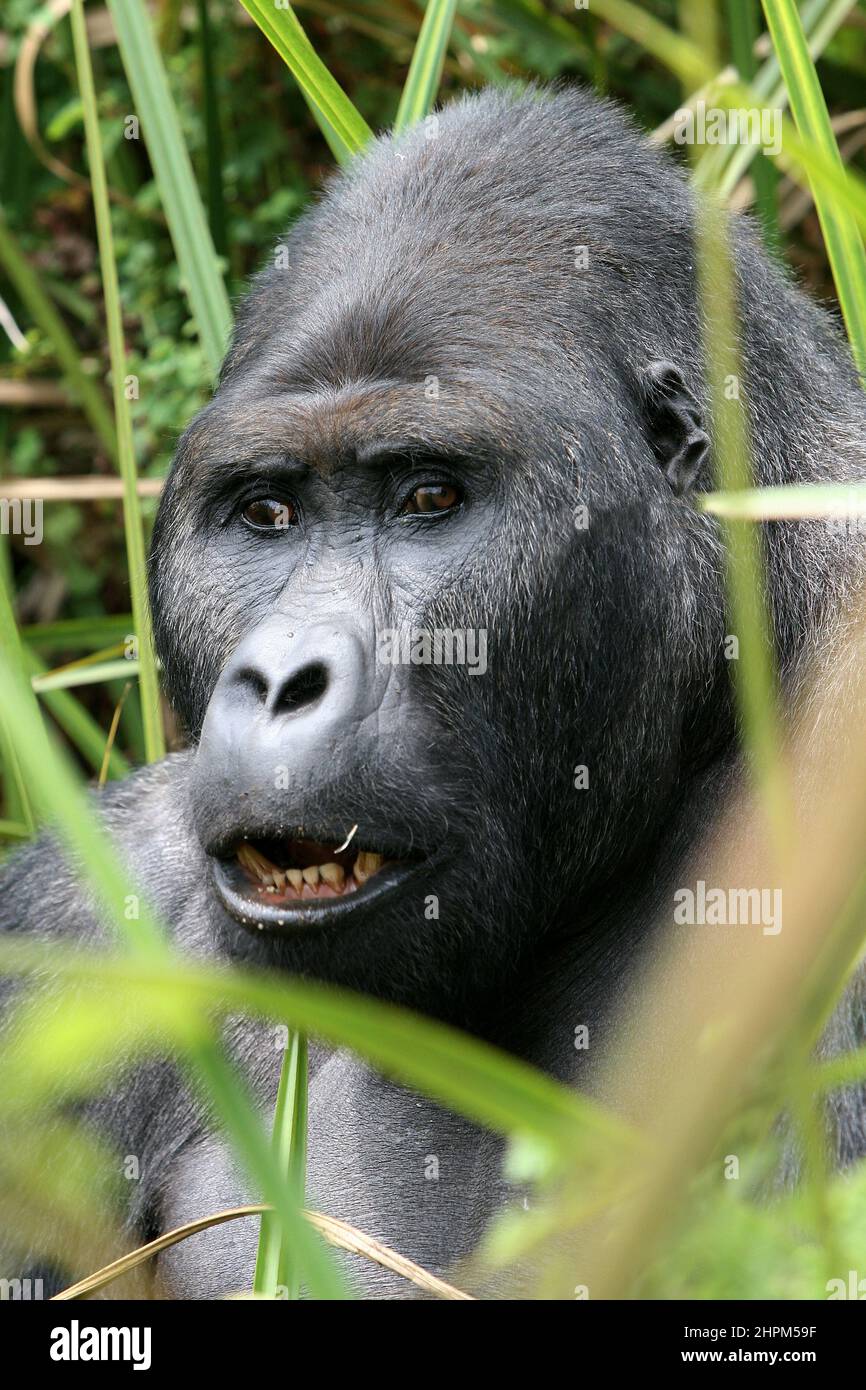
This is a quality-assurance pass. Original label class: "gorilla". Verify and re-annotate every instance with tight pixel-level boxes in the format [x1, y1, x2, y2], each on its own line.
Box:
[3, 83, 866, 1298]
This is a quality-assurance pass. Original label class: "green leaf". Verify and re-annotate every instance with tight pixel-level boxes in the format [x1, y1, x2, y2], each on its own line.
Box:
[0, 649, 347, 1299]
[25, 648, 129, 779]
[394, 0, 458, 134]
[31, 659, 141, 693]
[762, 0, 866, 377]
[0, 933, 634, 1159]
[70, 0, 165, 764]
[0, 820, 30, 840]
[0, 557, 38, 834]
[709, 0, 856, 201]
[106, 0, 232, 379]
[699, 481, 866, 519]
[22, 615, 135, 653]
[0, 219, 117, 460]
[254, 1032, 308, 1299]
[237, 1, 373, 160]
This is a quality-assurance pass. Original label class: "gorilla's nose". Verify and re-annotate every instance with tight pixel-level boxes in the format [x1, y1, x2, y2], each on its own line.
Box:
[191, 616, 389, 851]
[232, 652, 329, 717]
[220, 620, 371, 730]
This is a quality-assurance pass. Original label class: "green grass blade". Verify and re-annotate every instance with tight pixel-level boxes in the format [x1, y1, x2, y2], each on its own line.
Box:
[0, 932, 631, 1158]
[394, 0, 458, 134]
[0, 563, 37, 833]
[746, 0, 852, 102]
[106, 0, 232, 379]
[0, 539, 27, 832]
[725, 0, 779, 251]
[70, 0, 165, 765]
[0, 821, 30, 841]
[762, 0, 866, 377]
[189, 1036, 344, 1299]
[682, 5, 792, 861]
[0, 653, 347, 1298]
[254, 1031, 308, 1299]
[242, 2, 355, 164]
[22, 615, 135, 652]
[195, 0, 228, 260]
[0, 219, 117, 460]
[237, 0, 373, 159]
[697, 0, 854, 199]
[25, 649, 130, 780]
[588, 0, 708, 88]
[700, 481, 866, 518]
[31, 659, 141, 693]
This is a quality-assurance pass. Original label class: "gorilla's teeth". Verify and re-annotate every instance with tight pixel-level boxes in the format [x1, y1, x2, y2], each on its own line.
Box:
[237, 841, 277, 885]
[354, 851, 384, 884]
[320, 862, 345, 890]
[238, 841, 386, 896]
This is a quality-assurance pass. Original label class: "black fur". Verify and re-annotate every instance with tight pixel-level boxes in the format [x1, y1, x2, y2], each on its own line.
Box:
[3, 85, 866, 1297]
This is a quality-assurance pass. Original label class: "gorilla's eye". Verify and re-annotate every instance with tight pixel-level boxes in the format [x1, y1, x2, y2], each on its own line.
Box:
[241, 497, 297, 531]
[400, 483, 462, 516]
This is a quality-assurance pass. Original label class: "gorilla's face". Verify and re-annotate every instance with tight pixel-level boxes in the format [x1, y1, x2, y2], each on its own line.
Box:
[154, 375, 605, 1013]
[185, 382, 516, 953]
[150, 94, 729, 1014]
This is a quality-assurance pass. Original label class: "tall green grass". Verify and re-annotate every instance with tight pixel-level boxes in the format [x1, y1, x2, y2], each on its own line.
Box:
[106, 0, 232, 381]
[70, 0, 164, 764]
[763, 0, 866, 373]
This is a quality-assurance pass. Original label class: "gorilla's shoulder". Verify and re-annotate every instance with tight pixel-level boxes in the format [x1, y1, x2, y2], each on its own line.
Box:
[87, 747, 194, 822]
[0, 750, 198, 943]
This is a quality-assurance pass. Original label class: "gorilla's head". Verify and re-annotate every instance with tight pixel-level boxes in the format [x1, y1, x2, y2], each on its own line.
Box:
[150, 87, 862, 1017]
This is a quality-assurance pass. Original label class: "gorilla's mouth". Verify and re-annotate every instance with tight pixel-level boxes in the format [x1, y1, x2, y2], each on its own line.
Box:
[211, 833, 423, 932]
[237, 836, 388, 898]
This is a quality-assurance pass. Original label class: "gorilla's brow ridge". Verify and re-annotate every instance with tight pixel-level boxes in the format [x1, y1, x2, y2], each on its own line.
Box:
[180, 381, 508, 480]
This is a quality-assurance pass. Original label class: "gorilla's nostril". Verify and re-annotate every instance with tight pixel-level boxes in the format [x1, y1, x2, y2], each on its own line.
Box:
[237, 667, 270, 705]
[275, 661, 329, 714]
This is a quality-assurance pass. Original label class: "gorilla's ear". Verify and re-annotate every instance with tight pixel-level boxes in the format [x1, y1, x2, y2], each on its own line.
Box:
[641, 360, 710, 496]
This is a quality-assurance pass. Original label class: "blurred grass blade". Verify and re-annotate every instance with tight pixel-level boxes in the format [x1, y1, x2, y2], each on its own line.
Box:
[0, 930, 633, 1158]
[0, 820, 30, 840]
[700, 481, 866, 518]
[32, 659, 142, 693]
[0, 563, 37, 833]
[394, 0, 458, 134]
[0, 655, 348, 1298]
[762, 0, 866, 376]
[589, 0, 708, 89]
[106, 0, 232, 378]
[0, 219, 117, 459]
[70, 0, 165, 765]
[23, 615, 134, 652]
[254, 1031, 307, 1299]
[613, 0, 856, 226]
[25, 648, 130, 779]
[682, 4, 791, 860]
[725, 0, 779, 250]
[237, 0, 373, 158]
